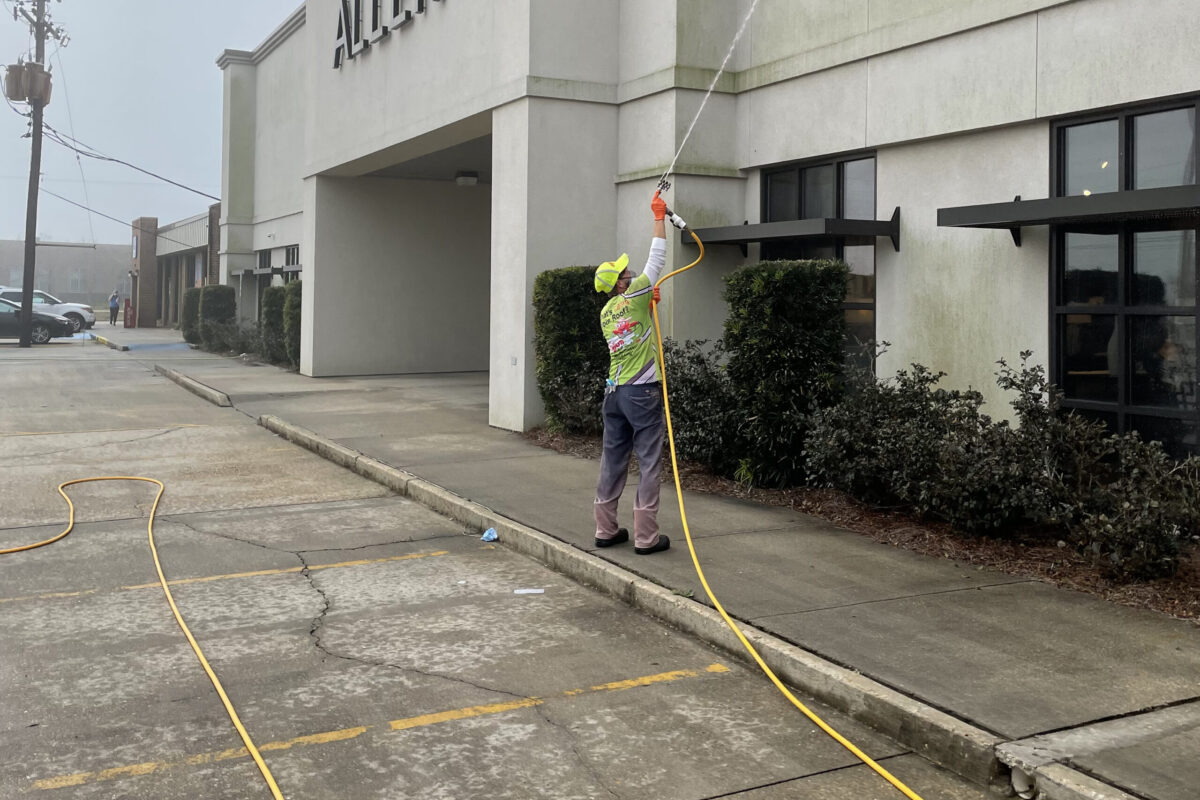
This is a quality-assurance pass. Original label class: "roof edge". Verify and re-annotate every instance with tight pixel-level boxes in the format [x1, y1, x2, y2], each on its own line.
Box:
[217, 2, 306, 69]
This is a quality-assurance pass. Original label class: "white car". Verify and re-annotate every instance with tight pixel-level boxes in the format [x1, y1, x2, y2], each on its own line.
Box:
[0, 287, 95, 332]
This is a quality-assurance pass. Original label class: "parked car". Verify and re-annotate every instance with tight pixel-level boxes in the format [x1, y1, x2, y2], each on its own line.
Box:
[0, 297, 75, 343]
[0, 286, 95, 332]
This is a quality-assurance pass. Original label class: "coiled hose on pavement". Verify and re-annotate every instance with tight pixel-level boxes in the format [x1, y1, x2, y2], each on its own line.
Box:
[0, 477, 285, 799]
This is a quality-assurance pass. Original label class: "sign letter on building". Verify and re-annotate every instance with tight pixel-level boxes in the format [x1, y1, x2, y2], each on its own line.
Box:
[334, 0, 441, 69]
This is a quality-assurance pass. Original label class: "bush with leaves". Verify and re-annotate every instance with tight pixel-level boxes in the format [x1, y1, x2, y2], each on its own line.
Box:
[807, 350, 1199, 578]
[181, 288, 201, 345]
[532, 266, 609, 434]
[722, 259, 848, 488]
[283, 280, 302, 368]
[260, 285, 288, 365]
[660, 338, 739, 476]
[198, 285, 236, 351]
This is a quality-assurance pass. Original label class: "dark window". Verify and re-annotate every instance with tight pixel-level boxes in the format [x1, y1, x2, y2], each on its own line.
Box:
[761, 154, 877, 364]
[285, 245, 300, 266]
[258, 249, 272, 270]
[1051, 97, 1200, 456]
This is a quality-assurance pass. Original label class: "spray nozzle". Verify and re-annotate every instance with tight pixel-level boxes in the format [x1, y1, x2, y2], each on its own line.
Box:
[664, 206, 688, 231]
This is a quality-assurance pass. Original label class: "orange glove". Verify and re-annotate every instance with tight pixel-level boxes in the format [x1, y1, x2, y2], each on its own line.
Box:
[651, 286, 661, 305]
[651, 190, 667, 221]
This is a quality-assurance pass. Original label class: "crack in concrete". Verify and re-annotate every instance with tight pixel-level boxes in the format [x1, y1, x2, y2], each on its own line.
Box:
[294, 555, 620, 796]
[533, 696, 622, 800]
[295, 533, 465, 555]
[6, 426, 184, 460]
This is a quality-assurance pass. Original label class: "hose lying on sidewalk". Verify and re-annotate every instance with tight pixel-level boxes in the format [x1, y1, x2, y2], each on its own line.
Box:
[652, 229, 926, 800]
[0, 477, 285, 800]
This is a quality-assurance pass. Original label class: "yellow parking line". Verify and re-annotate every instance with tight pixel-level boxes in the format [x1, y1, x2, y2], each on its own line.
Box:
[0, 550, 450, 605]
[32, 663, 730, 791]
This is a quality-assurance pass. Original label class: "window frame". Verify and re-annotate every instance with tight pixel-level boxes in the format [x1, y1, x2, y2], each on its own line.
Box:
[760, 151, 879, 356]
[1049, 95, 1200, 453]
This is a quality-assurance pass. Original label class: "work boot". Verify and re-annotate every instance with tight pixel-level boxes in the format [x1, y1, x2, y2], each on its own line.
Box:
[635, 534, 670, 555]
[595, 528, 628, 548]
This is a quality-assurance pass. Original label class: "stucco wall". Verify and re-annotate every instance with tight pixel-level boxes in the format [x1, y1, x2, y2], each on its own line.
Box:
[254, 23, 309, 224]
[302, 176, 491, 377]
[304, 0, 532, 178]
[876, 123, 1051, 409]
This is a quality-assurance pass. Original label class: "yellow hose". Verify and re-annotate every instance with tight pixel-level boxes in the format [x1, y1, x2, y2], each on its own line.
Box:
[652, 231, 925, 800]
[0, 477, 284, 800]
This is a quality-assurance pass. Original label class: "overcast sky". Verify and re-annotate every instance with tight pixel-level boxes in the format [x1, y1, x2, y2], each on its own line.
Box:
[0, 0, 302, 245]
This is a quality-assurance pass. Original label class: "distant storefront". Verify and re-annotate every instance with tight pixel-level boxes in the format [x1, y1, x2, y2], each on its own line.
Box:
[216, 0, 1199, 455]
[129, 204, 220, 329]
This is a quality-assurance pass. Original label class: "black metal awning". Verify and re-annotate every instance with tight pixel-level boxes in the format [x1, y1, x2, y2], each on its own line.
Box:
[937, 185, 1200, 246]
[692, 207, 900, 255]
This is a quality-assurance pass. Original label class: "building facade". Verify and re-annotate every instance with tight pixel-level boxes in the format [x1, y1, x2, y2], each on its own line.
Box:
[218, 0, 1199, 454]
[129, 204, 221, 328]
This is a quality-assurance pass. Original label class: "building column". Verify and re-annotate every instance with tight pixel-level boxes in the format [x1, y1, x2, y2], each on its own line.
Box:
[488, 98, 618, 431]
[216, 52, 256, 317]
[131, 217, 158, 328]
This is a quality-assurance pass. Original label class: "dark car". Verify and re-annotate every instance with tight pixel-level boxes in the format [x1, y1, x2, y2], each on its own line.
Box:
[0, 297, 75, 343]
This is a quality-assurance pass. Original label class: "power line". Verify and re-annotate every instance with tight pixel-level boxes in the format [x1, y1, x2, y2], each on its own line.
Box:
[40, 187, 202, 251]
[43, 123, 220, 201]
[2, 96, 221, 202]
[51, 49, 95, 245]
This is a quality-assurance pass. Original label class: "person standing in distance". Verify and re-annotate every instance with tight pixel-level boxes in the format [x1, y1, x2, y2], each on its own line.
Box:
[108, 288, 120, 326]
[591, 190, 671, 555]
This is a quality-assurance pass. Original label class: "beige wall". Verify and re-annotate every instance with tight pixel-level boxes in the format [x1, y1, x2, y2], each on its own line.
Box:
[302, 176, 490, 377]
[876, 124, 1051, 409]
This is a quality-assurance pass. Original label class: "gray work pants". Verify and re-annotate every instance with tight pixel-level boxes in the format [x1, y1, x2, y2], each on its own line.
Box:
[594, 382, 665, 549]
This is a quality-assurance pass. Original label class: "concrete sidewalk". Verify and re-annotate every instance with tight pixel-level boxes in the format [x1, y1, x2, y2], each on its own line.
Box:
[116, 330, 1197, 800]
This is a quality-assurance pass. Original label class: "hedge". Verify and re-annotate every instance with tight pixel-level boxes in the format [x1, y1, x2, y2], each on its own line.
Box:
[805, 352, 1200, 579]
[532, 266, 609, 434]
[721, 259, 849, 487]
[181, 288, 201, 344]
[198, 285, 236, 350]
[260, 285, 288, 365]
[283, 279, 302, 368]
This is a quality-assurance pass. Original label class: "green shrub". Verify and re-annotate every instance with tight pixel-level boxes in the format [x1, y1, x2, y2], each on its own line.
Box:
[198, 285, 236, 350]
[283, 279, 302, 368]
[806, 351, 1199, 578]
[181, 288, 201, 344]
[722, 259, 848, 487]
[532, 266, 609, 434]
[1073, 434, 1200, 579]
[660, 338, 739, 476]
[260, 285, 288, 364]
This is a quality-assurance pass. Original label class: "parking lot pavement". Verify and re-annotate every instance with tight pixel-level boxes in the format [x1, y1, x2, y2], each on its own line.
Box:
[0, 342, 987, 799]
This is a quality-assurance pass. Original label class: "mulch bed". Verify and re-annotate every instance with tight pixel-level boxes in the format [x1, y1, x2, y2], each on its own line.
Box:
[524, 427, 1200, 624]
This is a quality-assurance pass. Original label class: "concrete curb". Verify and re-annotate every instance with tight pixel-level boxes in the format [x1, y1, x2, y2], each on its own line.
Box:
[256, 414, 1007, 786]
[153, 364, 232, 407]
[1032, 764, 1138, 800]
[88, 333, 129, 352]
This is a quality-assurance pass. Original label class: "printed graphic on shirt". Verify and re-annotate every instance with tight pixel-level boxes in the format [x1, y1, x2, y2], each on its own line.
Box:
[601, 274, 658, 385]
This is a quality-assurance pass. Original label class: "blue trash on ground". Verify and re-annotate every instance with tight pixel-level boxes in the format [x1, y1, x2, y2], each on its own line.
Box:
[481, 528, 498, 542]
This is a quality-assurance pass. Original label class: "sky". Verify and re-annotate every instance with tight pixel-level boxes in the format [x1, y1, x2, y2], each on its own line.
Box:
[0, 0, 303, 245]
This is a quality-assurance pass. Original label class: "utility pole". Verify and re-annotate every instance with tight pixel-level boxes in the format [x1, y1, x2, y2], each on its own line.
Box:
[6, 0, 63, 346]
[17, 0, 46, 347]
